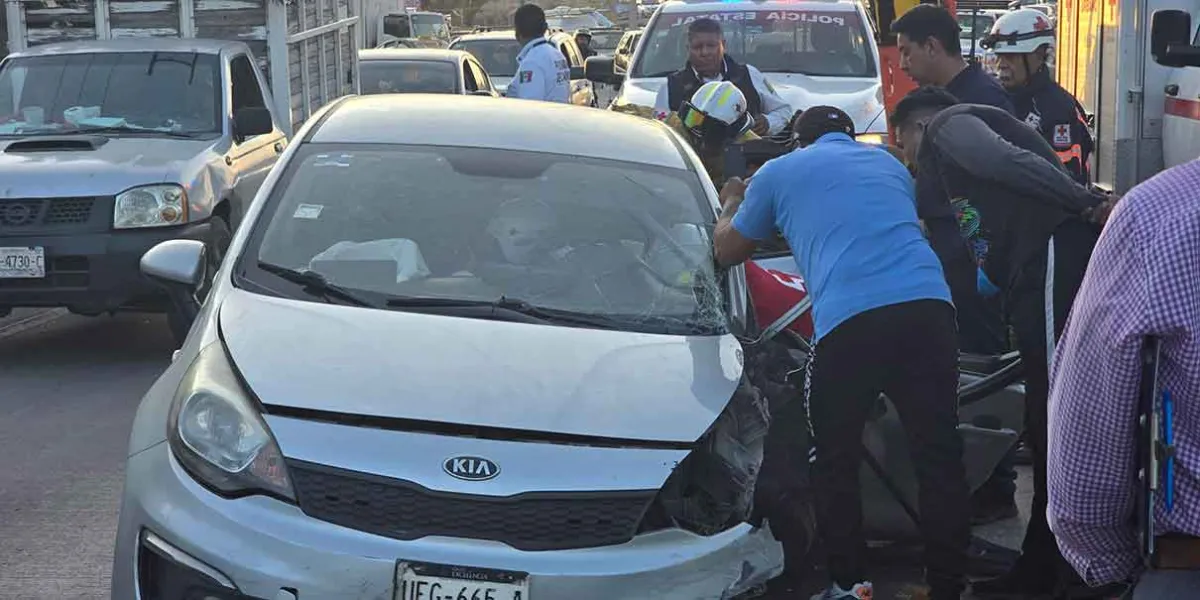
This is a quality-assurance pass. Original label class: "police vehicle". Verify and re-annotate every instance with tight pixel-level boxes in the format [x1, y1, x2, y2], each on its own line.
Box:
[586, 0, 891, 143]
[449, 28, 598, 106]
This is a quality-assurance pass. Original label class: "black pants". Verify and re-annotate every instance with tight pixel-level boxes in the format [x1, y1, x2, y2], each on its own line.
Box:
[926, 218, 1017, 509]
[1007, 221, 1098, 585]
[805, 299, 969, 598]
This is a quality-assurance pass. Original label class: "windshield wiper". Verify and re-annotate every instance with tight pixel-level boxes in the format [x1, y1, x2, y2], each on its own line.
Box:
[386, 295, 621, 329]
[257, 261, 382, 308]
[68, 124, 200, 138]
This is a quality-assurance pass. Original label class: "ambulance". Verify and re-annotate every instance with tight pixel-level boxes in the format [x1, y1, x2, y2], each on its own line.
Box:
[1056, 1, 1200, 193]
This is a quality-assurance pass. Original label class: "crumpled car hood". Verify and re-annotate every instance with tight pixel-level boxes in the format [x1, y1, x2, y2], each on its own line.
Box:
[615, 73, 885, 133]
[218, 288, 744, 443]
[0, 137, 215, 197]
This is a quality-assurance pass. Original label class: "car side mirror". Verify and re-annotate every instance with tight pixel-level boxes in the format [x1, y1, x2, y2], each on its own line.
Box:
[584, 56, 620, 85]
[232, 106, 274, 143]
[1151, 10, 1200, 67]
[142, 239, 207, 288]
[569, 65, 586, 80]
[470, 89, 495, 96]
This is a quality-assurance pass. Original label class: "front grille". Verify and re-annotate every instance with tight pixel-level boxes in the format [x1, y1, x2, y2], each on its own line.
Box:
[0, 197, 97, 228]
[288, 459, 657, 551]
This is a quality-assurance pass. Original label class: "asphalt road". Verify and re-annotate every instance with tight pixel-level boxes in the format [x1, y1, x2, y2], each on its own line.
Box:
[0, 309, 1030, 600]
[0, 310, 175, 599]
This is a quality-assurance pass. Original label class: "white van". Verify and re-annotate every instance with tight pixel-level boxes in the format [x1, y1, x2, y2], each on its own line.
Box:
[586, 0, 890, 141]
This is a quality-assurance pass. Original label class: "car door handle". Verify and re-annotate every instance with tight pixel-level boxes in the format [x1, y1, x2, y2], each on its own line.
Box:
[1166, 83, 1180, 96]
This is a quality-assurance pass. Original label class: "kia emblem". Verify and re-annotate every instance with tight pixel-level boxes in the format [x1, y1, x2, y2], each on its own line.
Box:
[443, 456, 500, 481]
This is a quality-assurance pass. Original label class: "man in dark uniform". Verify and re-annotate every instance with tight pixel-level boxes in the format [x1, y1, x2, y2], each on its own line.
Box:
[891, 4, 1022, 526]
[892, 5, 1015, 114]
[984, 8, 1094, 184]
[891, 86, 1112, 600]
[651, 18, 793, 136]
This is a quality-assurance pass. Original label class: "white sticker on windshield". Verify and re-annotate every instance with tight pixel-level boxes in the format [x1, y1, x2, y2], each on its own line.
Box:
[313, 153, 353, 167]
[294, 204, 324, 220]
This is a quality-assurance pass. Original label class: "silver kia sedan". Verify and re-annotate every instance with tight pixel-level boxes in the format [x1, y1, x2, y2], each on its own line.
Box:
[111, 94, 784, 600]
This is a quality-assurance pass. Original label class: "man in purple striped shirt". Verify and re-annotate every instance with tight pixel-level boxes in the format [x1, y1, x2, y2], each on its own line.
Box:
[1048, 158, 1200, 595]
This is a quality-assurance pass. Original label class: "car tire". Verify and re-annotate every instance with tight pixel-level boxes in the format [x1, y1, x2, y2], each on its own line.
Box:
[167, 214, 231, 346]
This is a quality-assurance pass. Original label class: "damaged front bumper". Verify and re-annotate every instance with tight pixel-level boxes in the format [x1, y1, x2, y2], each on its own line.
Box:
[113, 436, 784, 600]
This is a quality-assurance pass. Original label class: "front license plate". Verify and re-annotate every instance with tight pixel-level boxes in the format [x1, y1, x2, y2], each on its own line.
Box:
[0, 246, 45, 278]
[395, 561, 529, 600]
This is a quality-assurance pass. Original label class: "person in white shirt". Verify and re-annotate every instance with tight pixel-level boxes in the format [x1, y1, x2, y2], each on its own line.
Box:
[504, 4, 570, 103]
[653, 18, 793, 136]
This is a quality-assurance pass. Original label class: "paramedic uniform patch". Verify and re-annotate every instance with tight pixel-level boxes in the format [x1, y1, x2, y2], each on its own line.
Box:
[1025, 110, 1042, 129]
[1053, 123, 1071, 147]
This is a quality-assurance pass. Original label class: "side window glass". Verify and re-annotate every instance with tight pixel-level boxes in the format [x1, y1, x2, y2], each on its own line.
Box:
[461, 62, 478, 92]
[230, 54, 267, 142]
[230, 55, 266, 112]
[469, 61, 491, 91]
[558, 42, 572, 64]
[1193, 24, 1200, 46]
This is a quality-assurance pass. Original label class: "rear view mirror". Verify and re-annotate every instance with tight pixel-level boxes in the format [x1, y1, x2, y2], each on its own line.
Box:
[1151, 10, 1200, 67]
[232, 106, 274, 142]
[584, 56, 620, 86]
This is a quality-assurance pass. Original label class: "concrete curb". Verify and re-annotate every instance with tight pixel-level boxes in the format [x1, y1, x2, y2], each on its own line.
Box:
[0, 308, 68, 340]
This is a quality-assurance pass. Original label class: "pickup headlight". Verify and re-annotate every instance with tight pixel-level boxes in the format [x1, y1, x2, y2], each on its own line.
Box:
[167, 343, 295, 502]
[113, 184, 187, 229]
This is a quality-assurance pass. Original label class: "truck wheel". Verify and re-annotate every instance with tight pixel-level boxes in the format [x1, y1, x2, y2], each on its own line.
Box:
[167, 215, 232, 346]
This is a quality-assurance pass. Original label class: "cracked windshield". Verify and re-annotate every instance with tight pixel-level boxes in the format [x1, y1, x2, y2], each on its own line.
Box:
[0, 51, 219, 136]
[633, 10, 876, 77]
[250, 144, 727, 335]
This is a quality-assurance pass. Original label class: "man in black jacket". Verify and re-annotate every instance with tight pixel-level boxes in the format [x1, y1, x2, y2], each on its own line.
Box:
[892, 86, 1109, 599]
[651, 17, 793, 136]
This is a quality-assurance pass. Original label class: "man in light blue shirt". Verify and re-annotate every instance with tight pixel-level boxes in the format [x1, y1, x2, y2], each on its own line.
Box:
[713, 107, 970, 600]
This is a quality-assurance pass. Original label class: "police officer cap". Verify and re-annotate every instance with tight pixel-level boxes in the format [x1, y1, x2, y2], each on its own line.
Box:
[792, 106, 855, 147]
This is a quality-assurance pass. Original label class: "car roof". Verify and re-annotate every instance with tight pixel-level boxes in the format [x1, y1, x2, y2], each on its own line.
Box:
[657, 0, 861, 13]
[8, 37, 241, 58]
[310, 95, 690, 170]
[358, 48, 470, 62]
[452, 29, 518, 41]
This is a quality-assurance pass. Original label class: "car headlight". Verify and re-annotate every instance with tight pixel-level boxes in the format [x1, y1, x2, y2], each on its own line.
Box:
[167, 342, 295, 502]
[856, 133, 886, 145]
[113, 184, 187, 229]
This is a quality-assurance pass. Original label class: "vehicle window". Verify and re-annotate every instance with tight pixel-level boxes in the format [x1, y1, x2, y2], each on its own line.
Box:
[410, 14, 449, 39]
[468, 60, 491, 91]
[546, 13, 613, 31]
[632, 10, 877, 78]
[461, 61, 478, 92]
[231, 54, 266, 112]
[0, 51, 222, 137]
[450, 39, 519, 78]
[383, 15, 413, 38]
[360, 60, 458, 94]
[1194, 23, 1200, 46]
[244, 143, 727, 336]
[957, 13, 996, 41]
[590, 31, 625, 53]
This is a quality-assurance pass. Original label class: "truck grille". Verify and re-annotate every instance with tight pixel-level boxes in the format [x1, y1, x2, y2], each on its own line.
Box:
[0, 197, 97, 229]
[287, 459, 657, 551]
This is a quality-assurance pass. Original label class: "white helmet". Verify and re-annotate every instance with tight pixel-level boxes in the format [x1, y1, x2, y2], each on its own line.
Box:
[984, 9, 1055, 54]
[680, 80, 754, 142]
[485, 198, 557, 265]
